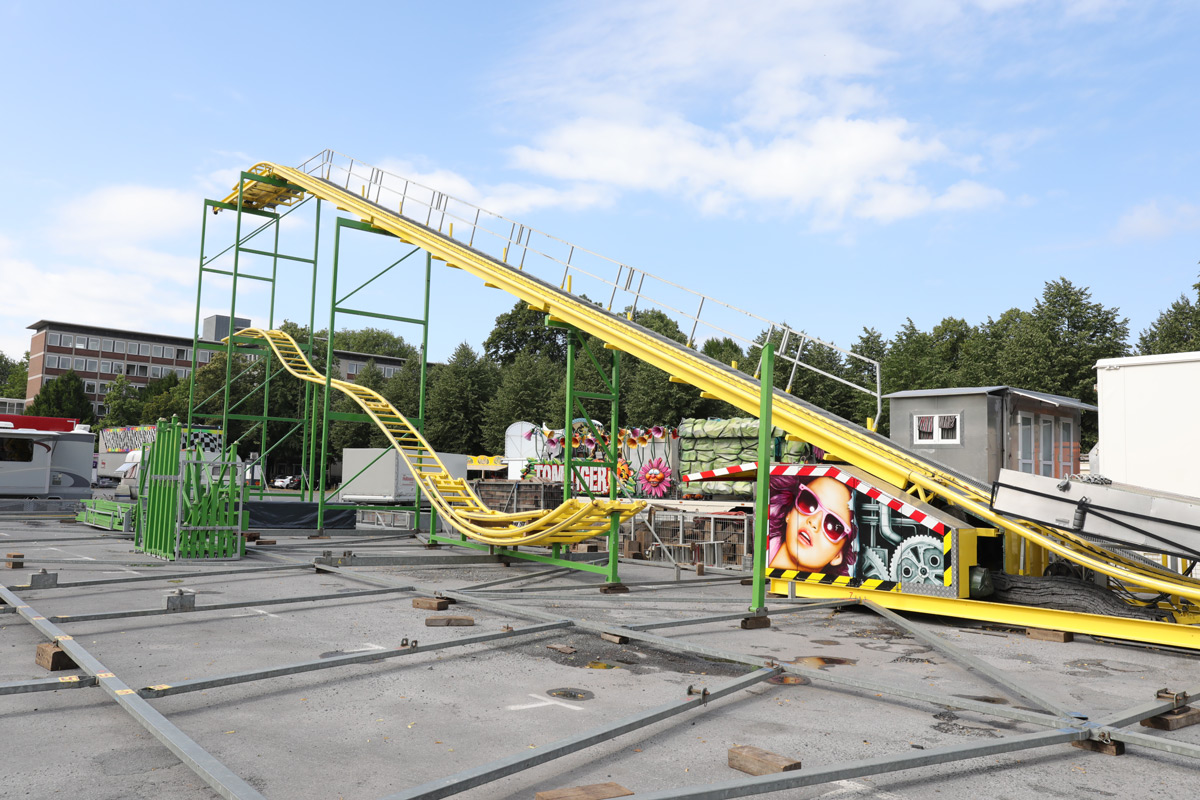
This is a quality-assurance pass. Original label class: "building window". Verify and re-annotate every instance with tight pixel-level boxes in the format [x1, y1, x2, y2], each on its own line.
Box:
[163, 345, 175, 359]
[152, 345, 163, 358]
[102, 339, 113, 352]
[1039, 416, 1056, 477]
[100, 361, 111, 373]
[86, 359, 97, 372]
[61, 334, 73, 347]
[73, 357, 85, 371]
[1018, 414, 1034, 473]
[88, 337, 100, 350]
[97, 404, 107, 416]
[139, 343, 150, 356]
[137, 364, 148, 377]
[46, 355, 58, 369]
[914, 413, 960, 444]
[112, 362, 124, 375]
[85, 381, 96, 394]
[150, 366, 161, 378]
[47, 332, 60, 346]
[384, 367, 395, 377]
[99, 382, 109, 395]
[176, 367, 186, 378]
[199, 350, 211, 363]
[182, 348, 191, 361]
[115, 341, 126, 354]
[1060, 420, 1074, 476]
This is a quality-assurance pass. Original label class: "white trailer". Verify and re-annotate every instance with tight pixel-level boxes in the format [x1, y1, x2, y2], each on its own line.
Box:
[0, 421, 95, 500]
[1095, 351, 1200, 498]
[338, 448, 469, 504]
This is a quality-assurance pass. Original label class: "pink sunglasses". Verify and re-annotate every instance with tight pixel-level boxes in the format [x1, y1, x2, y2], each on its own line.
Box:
[793, 485, 853, 543]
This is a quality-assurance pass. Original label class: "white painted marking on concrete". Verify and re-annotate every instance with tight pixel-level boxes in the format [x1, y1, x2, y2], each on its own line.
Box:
[232, 608, 282, 619]
[506, 693, 586, 712]
[821, 780, 904, 799]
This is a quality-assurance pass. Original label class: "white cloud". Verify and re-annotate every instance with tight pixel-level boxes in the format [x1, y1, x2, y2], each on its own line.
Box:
[1114, 200, 1200, 241]
[497, 0, 1019, 228]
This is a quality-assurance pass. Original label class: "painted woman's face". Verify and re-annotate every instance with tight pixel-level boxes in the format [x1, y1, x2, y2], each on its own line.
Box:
[782, 477, 854, 572]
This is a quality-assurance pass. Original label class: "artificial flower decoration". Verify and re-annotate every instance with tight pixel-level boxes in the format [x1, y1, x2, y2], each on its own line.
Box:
[523, 428, 534, 441]
[637, 435, 649, 446]
[670, 428, 679, 440]
[627, 436, 637, 448]
[632, 428, 642, 438]
[636, 457, 672, 498]
[571, 434, 580, 448]
[584, 436, 596, 450]
[616, 458, 632, 482]
[650, 426, 664, 439]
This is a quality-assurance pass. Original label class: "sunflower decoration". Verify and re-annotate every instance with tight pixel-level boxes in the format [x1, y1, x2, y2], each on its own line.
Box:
[616, 457, 632, 483]
[636, 457, 672, 499]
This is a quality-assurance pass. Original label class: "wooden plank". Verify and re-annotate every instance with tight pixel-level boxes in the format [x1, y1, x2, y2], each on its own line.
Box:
[6, 553, 24, 569]
[728, 745, 801, 775]
[1027, 627, 1074, 643]
[600, 632, 629, 645]
[547, 644, 577, 654]
[412, 597, 450, 611]
[1072, 738, 1125, 756]
[740, 616, 771, 630]
[535, 781, 634, 800]
[35, 643, 77, 672]
[1140, 705, 1200, 731]
[425, 616, 475, 627]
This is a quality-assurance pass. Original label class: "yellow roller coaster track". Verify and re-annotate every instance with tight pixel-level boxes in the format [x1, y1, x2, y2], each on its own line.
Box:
[227, 328, 644, 546]
[224, 161, 1200, 610]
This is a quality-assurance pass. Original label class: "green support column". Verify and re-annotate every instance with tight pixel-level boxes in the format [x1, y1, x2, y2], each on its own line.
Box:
[751, 343, 775, 612]
[563, 331, 576, 503]
[605, 346, 621, 585]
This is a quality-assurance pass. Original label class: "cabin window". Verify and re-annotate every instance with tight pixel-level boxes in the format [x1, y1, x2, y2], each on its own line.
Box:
[0, 438, 34, 462]
[914, 413, 960, 444]
[1018, 414, 1034, 473]
[1039, 416, 1055, 477]
[1060, 420, 1074, 476]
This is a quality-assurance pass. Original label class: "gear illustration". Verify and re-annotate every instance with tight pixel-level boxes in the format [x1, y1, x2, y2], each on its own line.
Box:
[889, 534, 945, 585]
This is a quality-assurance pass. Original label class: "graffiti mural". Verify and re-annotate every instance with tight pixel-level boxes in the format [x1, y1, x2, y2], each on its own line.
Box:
[515, 421, 680, 499]
[764, 465, 949, 590]
[99, 426, 224, 454]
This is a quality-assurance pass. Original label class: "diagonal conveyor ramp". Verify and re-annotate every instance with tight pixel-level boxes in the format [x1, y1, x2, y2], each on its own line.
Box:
[223, 157, 1200, 606]
[228, 328, 644, 546]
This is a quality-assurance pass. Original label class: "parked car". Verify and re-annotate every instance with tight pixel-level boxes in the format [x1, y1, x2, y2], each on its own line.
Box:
[283, 475, 302, 490]
[272, 475, 294, 489]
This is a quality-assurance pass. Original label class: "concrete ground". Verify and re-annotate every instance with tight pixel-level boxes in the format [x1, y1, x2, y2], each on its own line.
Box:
[3, 517, 1200, 800]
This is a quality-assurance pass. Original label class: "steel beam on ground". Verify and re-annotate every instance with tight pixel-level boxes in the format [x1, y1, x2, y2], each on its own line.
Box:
[1107, 727, 1200, 759]
[458, 566, 575, 591]
[10, 563, 310, 590]
[863, 600, 1079, 719]
[313, 554, 517, 567]
[49, 586, 415, 623]
[140, 621, 571, 699]
[2, 556, 169, 566]
[1093, 683, 1200, 728]
[626, 728, 1086, 800]
[288, 555, 1070, 729]
[379, 667, 780, 800]
[0, 675, 98, 695]
[465, 575, 746, 593]
[0, 585, 266, 800]
[624, 599, 856, 631]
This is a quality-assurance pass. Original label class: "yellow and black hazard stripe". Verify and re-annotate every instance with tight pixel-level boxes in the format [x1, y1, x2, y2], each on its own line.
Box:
[944, 535, 954, 587]
[766, 568, 899, 592]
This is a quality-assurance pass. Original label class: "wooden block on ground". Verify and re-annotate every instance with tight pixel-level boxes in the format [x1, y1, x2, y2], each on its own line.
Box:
[740, 577, 755, 586]
[572, 543, 600, 553]
[6, 553, 24, 569]
[740, 616, 771, 630]
[547, 644, 577, 655]
[1072, 738, 1125, 756]
[1140, 705, 1200, 731]
[535, 782, 634, 800]
[599, 583, 629, 594]
[306, 534, 330, 539]
[600, 632, 629, 644]
[728, 744, 801, 775]
[242, 532, 260, 541]
[35, 643, 77, 672]
[425, 615, 475, 627]
[413, 597, 451, 611]
[1027, 627, 1074, 642]
[255, 539, 277, 546]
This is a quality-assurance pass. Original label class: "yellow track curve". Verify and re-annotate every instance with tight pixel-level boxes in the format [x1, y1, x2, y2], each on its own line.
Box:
[223, 162, 1200, 607]
[228, 328, 644, 546]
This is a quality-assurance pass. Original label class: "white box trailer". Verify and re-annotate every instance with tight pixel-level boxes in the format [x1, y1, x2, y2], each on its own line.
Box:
[338, 448, 469, 504]
[1095, 351, 1200, 498]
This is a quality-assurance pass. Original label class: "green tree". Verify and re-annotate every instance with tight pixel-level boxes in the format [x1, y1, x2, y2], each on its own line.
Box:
[483, 300, 568, 366]
[328, 360, 387, 454]
[26, 370, 95, 423]
[696, 337, 746, 419]
[1138, 279, 1200, 355]
[330, 327, 419, 360]
[424, 343, 499, 454]
[618, 309, 702, 428]
[1, 352, 28, 399]
[481, 352, 565, 453]
[99, 375, 143, 427]
[847, 327, 889, 431]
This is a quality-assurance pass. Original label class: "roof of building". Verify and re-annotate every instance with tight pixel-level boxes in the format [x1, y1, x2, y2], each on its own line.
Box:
[1096, 351, 1200, 368]
[27, 319, 202, 344]
[883, 385, 1097, 411]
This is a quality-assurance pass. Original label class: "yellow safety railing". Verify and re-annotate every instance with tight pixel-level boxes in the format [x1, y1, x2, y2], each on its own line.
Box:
[226, 328, 643, 546]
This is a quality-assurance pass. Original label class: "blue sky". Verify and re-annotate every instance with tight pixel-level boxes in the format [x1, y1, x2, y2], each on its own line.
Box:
[1, 0, 1197, 367]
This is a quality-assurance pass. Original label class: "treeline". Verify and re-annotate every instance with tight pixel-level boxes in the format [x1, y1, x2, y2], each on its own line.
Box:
[10, 275, 1200, 462]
